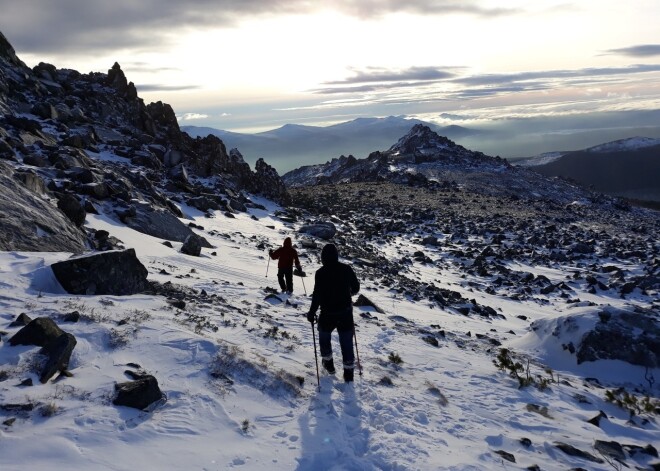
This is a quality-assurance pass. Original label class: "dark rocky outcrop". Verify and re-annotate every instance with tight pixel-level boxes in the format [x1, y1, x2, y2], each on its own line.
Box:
[113, 375, 164, 410]
[51, 248, 149, 295]
[0, 161, 87, 252]
[299, 222, 337, 240]
[0, 33, 288, 254]
[254, 158, 290, 205]
[577, 307, 659, 368]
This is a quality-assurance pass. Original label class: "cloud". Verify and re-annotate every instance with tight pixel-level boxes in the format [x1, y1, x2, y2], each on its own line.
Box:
[439, 112, 478, 121]
[605, 44, 660, 57]
[324, 66, 460, 85]
[310, 63, 660, 102]
[136, 84, 201, 92]
[311, 80, 440, 95]
[0, 1, 520, 55]
[177, 112, 209, 121]
[452, 64, 660, 87]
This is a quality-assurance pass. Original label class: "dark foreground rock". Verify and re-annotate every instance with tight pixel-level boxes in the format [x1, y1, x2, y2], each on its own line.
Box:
[51, 248, 149, 295]
[8, 317, 77, 383]
[113, 375, 164, 410]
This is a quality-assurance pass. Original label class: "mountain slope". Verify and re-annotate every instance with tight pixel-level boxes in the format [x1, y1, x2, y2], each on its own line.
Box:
[516, 137, 660, 202]
[182, 116, 477, 173]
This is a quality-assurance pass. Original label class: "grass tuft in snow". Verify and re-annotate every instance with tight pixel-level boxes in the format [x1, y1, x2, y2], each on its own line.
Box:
[108, 327, 136, 349]
[494, 348, 554, 391]
[604, 388, 660, 417]
[425, 381, 449, 406]
[388, 352, 404, 365]
[209, 344, 303, 399]
[39, 401, 60, 417]
[241, 419, 250, 434]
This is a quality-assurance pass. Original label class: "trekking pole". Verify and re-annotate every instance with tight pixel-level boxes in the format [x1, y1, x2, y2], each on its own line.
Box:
[353, 326, 363, 377]
[266, 256, 270, 278]
[311, 319, 321, 391]
[300, 276, 307, 296]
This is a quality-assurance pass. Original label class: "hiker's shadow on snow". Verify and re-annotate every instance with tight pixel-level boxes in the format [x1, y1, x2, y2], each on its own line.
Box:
[295, 379, 368, 470]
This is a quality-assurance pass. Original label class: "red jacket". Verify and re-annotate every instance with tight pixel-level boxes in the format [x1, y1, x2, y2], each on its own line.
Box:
[270, 238, 301, 269]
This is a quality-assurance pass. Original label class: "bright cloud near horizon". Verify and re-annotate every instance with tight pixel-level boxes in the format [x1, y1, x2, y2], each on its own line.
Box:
[1, 0, 660, 155]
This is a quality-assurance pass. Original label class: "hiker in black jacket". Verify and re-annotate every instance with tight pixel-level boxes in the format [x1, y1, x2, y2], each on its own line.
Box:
[306, 243, 360, 382]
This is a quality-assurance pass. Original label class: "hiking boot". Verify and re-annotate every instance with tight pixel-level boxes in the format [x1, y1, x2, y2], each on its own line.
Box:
[322, 359, 336, 374]
[343, 368, 354, 383]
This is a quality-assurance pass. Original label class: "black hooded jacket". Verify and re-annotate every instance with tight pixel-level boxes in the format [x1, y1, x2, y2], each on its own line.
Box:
[309, 244, 360, 315]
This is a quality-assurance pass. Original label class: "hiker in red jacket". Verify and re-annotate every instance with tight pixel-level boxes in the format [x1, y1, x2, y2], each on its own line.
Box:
[269, 237, 302, 294]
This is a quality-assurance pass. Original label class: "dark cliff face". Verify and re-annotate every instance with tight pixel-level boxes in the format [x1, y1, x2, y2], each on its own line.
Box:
[0, 31, 289, 251]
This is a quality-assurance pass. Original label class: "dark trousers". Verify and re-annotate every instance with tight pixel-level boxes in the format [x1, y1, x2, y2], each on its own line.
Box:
[277, 267, 293, 292]
[318, 307, 355, 370]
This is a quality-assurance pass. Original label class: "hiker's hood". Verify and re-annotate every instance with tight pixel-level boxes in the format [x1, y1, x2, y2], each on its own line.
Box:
[321, 243, 339, 266]
[283, 237, 292, 248]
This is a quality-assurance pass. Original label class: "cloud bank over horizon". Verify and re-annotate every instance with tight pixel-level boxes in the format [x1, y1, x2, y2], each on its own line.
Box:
[0, 0, 659, 158]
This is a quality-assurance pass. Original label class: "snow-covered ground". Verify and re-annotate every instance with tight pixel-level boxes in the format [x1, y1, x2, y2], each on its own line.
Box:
[514, 152, 567, 167]
[586, 137, 660, 153]
[0, 199, 658, 471]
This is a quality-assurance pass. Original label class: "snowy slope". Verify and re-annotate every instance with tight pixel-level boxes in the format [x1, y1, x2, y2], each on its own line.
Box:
[586, 136, 660, 153]
[0, 198, 658, 471]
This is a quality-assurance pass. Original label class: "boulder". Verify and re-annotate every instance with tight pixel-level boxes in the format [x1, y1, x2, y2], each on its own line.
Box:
[0, 138, 17, 161]
[187, 195, 225, 212]
[121, 202, 212, 247]
[228, 198, 247, 212]
[57, 193, 86, 226]
[113, 375, 164, 410]
[14, 170, 47, 194]
[51, 248, 149, 295]
[594, 440, 625, 462]
[577, 307, 659, 368]
[168, 163, 190, 188]
[9, 317, 63, 346]
[9, 313, 32, 327]
[80, 182, 111, 199]
[39, 332, 77, 383]
[30, 102, 58, 120]
[299, 222, 337, 240]
[181, 234, 204, 256]
[554, 442, 603, 463]
[354, 294, 385, 314]
[422, 236, 439, 246]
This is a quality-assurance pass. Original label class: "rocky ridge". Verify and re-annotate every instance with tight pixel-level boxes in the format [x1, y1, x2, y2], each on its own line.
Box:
[0, 31, 288, 253]
[282, 124, 621, 204]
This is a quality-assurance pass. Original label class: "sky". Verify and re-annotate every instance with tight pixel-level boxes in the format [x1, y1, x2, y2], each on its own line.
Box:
[1, 0, 660, 158]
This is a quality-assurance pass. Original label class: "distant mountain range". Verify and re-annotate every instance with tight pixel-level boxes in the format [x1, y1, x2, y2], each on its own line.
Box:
[181, 116, 478, 173]
[516, 137, 660, 202]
